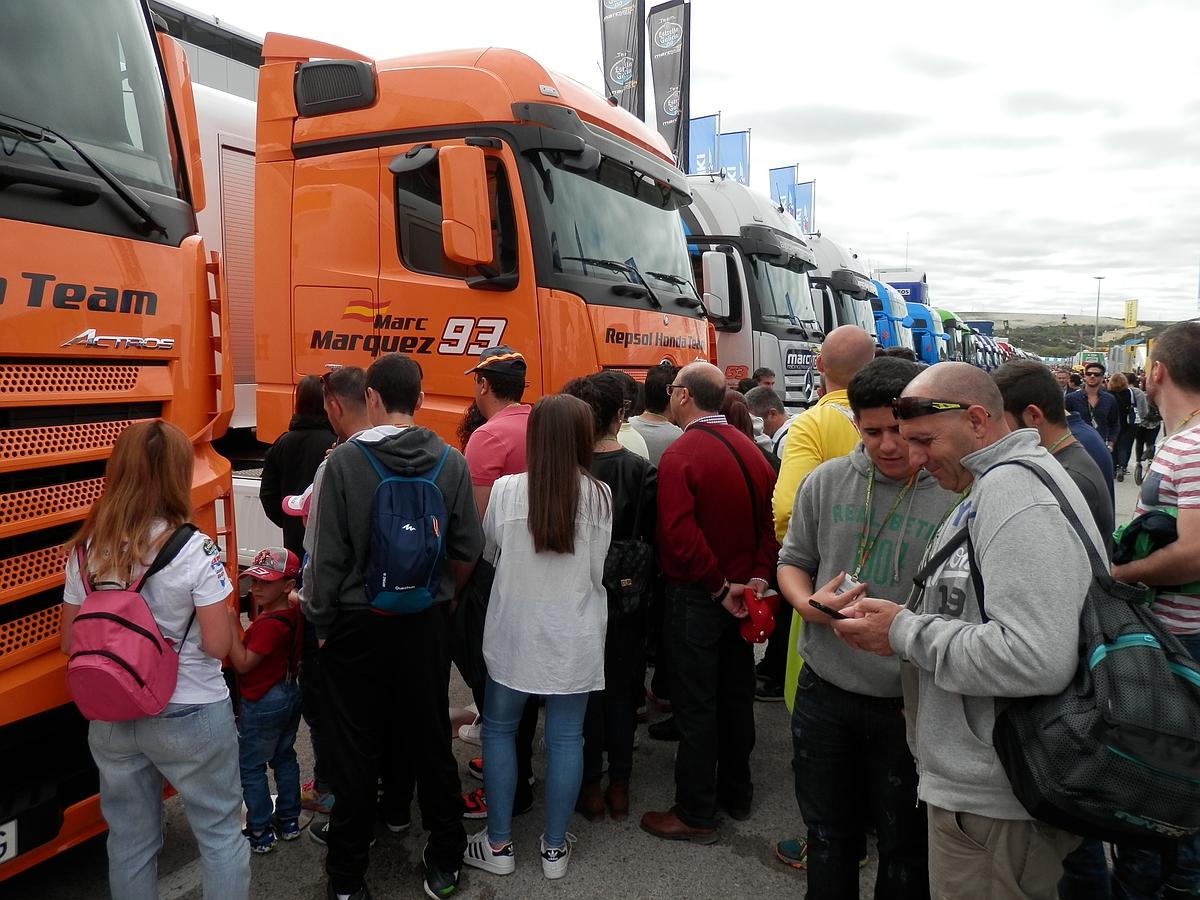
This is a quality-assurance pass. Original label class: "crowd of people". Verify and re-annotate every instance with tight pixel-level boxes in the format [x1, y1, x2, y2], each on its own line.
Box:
[58, 320, 1200, 900]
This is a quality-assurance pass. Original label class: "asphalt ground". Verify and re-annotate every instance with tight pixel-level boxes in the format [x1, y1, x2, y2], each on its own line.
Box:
[4, 475, 1142, 899]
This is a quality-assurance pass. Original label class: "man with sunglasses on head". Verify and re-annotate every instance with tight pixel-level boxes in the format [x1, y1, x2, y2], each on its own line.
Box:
[1066, 361, 1120, 453]
[775, 356, 956, 898]
[833, 362, 1104, 900]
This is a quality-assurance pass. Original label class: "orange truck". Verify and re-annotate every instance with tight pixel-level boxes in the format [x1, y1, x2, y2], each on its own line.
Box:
[254, 34, 711, 444]
[0, 0, 234, 879]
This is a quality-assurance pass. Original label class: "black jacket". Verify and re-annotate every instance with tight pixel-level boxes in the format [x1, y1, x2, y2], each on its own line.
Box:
[259, 413, 336, 556]
[592, 448, 657, 544]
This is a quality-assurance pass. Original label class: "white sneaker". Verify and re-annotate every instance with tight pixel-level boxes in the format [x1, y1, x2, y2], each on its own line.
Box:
[540, 832, 576, 880]
[462, 830, 515, 875]
[458, 716, 482, 746]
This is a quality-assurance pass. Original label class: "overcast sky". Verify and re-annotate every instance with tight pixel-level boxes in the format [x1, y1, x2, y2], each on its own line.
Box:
[196, 0, 1200, 322]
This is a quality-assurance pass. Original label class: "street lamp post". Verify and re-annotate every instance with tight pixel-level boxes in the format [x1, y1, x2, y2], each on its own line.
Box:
[1093, 275, 1105, 348]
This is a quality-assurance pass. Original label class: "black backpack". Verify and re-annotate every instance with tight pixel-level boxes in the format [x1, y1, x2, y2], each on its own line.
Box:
[927, 460, 1200, 842]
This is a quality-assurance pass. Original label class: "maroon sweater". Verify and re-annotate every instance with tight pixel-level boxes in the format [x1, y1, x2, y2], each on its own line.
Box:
[656, 421, 780, 593]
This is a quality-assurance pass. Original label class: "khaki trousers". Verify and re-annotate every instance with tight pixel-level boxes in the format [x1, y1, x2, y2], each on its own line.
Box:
[928, 805, 1082, 900]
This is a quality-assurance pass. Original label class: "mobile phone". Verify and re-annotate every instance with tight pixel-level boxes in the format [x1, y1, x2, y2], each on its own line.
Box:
[809, 598, 849, 620]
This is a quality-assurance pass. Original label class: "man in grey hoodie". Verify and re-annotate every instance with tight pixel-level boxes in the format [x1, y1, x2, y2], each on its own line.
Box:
[835, 362, 1102, 900]
[778, 357, 958, 898]
[310, 353, 483, 900]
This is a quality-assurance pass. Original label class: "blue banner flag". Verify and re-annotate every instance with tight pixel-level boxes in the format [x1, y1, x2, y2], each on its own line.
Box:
[688, 114, 719, 174]
[789, 180, 815, 233]
[769, 165, 796, 214]
[719, 131, 749, 184]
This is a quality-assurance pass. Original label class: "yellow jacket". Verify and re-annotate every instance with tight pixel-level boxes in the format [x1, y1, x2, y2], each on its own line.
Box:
[771, 390, 860, 542]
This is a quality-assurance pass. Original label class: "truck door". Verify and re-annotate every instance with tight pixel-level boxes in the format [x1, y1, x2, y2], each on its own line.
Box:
[377, 140, 539, 439]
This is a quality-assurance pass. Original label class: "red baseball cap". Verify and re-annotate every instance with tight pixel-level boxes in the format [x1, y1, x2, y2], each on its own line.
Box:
[244, 547, 300, 582]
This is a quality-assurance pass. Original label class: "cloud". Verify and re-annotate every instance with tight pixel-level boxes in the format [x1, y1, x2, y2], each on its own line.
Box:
[1100, 126, 1200, 166]
[891, 48, 979, 79]
[747, 105, 925, 145]
[1002, 91, 1123, 117]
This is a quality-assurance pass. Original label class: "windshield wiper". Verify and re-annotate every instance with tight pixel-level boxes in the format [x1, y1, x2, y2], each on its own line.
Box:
[559, 255, 663, 309]
[645, 271, 702, 308]
[0, 111, 167, 236]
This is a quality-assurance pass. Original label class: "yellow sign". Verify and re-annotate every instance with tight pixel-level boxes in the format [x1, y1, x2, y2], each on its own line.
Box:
[1124, 299, 1138, 329]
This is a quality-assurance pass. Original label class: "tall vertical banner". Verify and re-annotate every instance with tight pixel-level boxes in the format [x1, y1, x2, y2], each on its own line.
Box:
[719, 131, 750, 184]
[1124, 298, 1139, 329]
[790, 180, 815, 233]
[648, 0, 691, 166]
[769, 165, 796, 215]
[688, 114, 719, 174]
[599, 0, 645, 119]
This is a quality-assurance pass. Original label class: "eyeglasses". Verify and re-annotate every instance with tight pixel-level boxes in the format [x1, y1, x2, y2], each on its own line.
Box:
[892, 397, 974, 420]
[665, 383, 685, 395]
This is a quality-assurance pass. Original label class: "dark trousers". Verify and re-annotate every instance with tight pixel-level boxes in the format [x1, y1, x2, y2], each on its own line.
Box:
[759, 602, 794, 683]
[791, 665, 928, 900]
[320, 608, 465, 894]
[648, 575, 671, 701]
[668, 583, 755, 829]
[583, 613, 646, 783]
[1060, 839, 1112, 900]
[1114, 425, 1138, 471]
[300, 619, 330, 790]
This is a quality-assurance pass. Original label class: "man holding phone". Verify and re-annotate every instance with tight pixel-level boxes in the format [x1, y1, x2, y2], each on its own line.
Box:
[776, 357, 957, 899]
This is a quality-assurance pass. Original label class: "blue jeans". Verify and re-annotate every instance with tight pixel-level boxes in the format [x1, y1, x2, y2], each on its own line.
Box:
[791, 666, 928, 900]
[481, 676, 588, 847]
[238, 680, 303, 834]
[1112, 633, 1200, 899]
[88, 698, 249, 900]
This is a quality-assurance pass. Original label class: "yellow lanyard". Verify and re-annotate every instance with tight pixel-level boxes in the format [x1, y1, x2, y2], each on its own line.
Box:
[852, 465, 915, 581]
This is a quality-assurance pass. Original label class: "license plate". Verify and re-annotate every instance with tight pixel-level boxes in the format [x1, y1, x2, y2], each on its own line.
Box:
[0, 818, 16, 864]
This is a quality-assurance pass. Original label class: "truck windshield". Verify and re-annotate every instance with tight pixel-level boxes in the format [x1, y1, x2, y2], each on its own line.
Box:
[749, 256, 821, 334]
[0, 0, 183, 198]
[529, 151, 698, 303]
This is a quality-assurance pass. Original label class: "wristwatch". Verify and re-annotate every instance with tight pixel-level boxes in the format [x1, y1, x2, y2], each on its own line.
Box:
[712, 580, 731, 604]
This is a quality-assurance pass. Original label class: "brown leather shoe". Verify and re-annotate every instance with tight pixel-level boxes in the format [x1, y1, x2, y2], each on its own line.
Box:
[575, 780, 605, 822]
[605, 779, 629, 821]
[640, 807, 718, 844]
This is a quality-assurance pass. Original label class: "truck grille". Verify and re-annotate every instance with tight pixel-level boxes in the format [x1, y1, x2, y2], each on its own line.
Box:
[0, 358, 166, 671]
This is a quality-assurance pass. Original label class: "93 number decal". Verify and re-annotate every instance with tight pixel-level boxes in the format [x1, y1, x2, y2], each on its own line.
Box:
[438, 317, 508, 355]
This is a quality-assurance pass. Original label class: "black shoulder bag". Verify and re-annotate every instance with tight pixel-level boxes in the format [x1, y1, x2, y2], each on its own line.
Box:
[603, 468, 654, 624]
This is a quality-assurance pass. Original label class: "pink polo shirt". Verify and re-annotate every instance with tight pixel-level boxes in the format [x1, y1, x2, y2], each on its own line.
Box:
[465, 404, 530, 487]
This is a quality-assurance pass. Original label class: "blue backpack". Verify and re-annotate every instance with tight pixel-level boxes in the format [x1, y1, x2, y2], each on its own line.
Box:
[353, 440, 451, 615]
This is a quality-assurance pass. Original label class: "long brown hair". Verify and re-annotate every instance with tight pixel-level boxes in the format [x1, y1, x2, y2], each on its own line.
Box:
[721, 389, 756, 440]
[68, 420, 193, 583]
[526, 394, 606, 554]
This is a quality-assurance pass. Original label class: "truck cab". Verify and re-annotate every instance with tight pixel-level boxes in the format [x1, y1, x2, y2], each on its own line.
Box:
[905, 301, 947, 365]
[870, 280, 915, 352]
[683, 175, 823, 409]
[807, 234, 877, 340]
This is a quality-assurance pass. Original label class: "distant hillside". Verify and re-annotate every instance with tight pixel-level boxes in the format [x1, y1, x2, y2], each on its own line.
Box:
[968, 312, 1172, 358]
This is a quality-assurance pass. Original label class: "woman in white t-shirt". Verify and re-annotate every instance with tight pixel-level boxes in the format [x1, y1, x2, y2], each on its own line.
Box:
[462, 394, 612, 882]
[60, 421, 248, 900]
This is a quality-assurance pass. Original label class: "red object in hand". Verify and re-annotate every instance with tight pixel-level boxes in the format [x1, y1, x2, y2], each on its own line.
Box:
[739, 587, 780, 644]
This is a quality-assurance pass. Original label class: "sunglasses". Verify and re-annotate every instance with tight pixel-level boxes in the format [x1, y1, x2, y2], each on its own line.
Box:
[892, 397, 974, 420]
[1085, 371, 1103, 377]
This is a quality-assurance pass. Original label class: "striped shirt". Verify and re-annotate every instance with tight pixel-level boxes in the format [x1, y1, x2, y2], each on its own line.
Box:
[1135, 422, 1200, 634]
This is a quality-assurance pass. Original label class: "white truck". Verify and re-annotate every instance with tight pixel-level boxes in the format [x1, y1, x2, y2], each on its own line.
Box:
[193, 84, 278, 564]
[806, 234, 877, 339]
[683, 174, 823, 410]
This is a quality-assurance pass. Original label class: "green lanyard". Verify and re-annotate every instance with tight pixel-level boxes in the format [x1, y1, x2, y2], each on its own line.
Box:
[852, 465, 915, 581]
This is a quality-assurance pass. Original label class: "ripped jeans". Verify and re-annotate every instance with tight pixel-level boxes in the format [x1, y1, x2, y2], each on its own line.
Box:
[791, 665, 928, 900]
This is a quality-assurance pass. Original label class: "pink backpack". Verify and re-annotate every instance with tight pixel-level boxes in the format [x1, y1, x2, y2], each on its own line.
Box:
[67, 525, 198, 721]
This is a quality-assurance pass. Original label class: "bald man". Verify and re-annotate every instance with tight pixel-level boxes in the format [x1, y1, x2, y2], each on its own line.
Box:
[641, 362, 780, 844]
[833, 362, 1101, 899]
[772, 325, 878, 541]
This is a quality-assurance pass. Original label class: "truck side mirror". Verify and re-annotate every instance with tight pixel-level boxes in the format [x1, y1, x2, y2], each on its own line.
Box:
[438, 145, 493, 267]
[701, 251, 731, 319]
[902, 315, 914, 329]
[156, 33, 205, 213]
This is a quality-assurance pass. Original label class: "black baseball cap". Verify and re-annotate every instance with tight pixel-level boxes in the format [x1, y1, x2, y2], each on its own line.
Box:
[464, 345, 528, 377]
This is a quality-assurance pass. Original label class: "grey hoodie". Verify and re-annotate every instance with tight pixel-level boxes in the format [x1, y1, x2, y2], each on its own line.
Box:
[890, 428, 1103, 819]
[779, 444, 959, 697]
[308, 425, 483, 639]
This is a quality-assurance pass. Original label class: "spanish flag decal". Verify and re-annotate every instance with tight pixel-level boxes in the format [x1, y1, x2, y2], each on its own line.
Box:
[341, 297, 388, 323]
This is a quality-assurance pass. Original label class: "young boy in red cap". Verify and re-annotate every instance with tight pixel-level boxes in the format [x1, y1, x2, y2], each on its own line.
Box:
[228, 547, 304, 854]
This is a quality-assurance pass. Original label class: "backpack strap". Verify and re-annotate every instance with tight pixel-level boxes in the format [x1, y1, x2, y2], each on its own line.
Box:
[263, 611, 302, 679]
[76, 545, 95, 594]
[912, 514, 989, 621]
[427, 444, 451, 482]
[352, 439, 452, 484]
[351, 439, 390, 480]
[131, 524, 198, 591]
